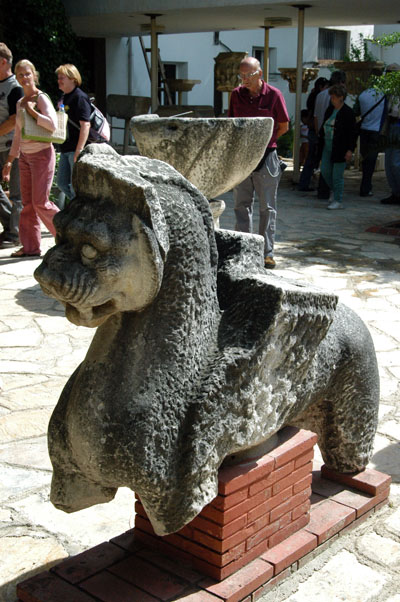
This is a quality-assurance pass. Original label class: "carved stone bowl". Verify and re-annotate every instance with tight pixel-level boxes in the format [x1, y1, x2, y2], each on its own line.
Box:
[131, 114, 274, 198]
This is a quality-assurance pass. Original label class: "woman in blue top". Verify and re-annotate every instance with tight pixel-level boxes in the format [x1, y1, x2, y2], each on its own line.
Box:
[319, 84, 357, 210]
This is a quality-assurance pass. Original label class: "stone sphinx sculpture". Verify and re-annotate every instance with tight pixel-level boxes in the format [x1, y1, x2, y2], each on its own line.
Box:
[34, 144, 379, 536]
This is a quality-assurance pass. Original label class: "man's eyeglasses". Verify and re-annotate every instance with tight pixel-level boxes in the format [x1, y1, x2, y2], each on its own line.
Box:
[238, 70, 259, 81]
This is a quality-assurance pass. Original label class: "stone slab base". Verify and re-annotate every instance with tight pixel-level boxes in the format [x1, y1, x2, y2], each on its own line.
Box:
[134, 427, 316, 581]
[16, 459, 391, 602]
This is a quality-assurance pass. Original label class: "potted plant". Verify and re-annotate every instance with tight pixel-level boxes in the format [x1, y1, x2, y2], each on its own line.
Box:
[333, 34, 384, 95]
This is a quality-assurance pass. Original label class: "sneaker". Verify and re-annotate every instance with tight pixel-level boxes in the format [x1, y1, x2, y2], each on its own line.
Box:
[327, 201, 343, 210]
[264, 256, 276, 269]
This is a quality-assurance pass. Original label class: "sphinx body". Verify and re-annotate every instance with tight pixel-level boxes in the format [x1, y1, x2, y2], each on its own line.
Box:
[34, 145, 379, 536]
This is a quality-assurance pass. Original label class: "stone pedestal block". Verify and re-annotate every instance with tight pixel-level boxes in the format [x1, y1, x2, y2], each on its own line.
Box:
[134, 427, 317, 581]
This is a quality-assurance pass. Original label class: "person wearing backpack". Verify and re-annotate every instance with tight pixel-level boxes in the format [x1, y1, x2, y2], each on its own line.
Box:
[55, 64, 91, 203]
[353, 80, 385, 198]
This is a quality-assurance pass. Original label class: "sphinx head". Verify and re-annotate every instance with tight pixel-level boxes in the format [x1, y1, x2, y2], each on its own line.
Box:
[35, 146, 169, 327]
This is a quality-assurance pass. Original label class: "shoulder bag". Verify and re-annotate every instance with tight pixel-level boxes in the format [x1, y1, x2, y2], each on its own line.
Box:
[21, 93, 68, 144]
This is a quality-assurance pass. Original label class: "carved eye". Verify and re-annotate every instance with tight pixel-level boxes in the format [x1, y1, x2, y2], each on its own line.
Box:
[81, 244, 98, 260]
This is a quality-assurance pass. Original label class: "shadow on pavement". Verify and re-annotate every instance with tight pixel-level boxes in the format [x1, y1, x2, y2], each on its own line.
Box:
[371, 442, 400, 483]
[14, 284, 64, 317]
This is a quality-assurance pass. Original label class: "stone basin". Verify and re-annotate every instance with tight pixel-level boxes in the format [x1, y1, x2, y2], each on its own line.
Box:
[130, 114, 274, 198]
[166, 78, 201, 92]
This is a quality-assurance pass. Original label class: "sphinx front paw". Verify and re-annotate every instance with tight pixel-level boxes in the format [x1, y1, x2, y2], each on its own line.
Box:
[50, 469, 117, 513]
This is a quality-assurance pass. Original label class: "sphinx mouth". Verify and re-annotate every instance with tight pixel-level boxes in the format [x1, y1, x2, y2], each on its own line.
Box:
[65, 299, 117, 327]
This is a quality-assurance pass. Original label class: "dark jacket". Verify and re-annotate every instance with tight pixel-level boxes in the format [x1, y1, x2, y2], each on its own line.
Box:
[318, 103, 357, 163]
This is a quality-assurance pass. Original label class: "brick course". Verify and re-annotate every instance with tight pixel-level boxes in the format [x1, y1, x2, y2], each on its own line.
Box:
[16, 429, 390, 602]
[134, 427, 316, 580]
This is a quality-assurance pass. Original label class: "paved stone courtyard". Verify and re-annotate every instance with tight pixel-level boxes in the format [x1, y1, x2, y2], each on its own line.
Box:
[0, 163, 399, 601]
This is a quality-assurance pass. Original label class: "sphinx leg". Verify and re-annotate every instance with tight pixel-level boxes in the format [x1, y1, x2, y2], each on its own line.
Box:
[294, 302, 380, 472]
[291, 388, 378, 473]
[292, 360, 379, 473]
[317, 394, 378, 473]
[50, 467, 117, 513]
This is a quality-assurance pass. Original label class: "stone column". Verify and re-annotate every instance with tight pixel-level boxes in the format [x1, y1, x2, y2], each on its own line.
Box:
[214, 52, 248, 115]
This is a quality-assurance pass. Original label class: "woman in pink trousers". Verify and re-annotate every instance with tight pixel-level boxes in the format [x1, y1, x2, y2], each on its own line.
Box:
[2, 59, 59, 257]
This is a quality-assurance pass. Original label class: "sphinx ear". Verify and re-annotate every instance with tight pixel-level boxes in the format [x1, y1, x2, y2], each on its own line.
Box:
[131, 214, 165, 305]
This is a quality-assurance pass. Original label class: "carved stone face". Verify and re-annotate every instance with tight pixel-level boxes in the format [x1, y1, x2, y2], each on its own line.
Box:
[34, 197, 164, 327]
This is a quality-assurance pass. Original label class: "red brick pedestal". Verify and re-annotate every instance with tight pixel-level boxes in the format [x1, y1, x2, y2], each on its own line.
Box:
[16, 428, 391, 602]
[135, 427, 316, 580]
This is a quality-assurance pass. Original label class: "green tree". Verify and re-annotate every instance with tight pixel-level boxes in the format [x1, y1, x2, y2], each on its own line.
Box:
[1, 0, 87, 102]
[367, 32, 400, 100]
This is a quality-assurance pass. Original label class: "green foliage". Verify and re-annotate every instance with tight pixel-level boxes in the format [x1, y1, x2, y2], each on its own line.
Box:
[1, 0, 88, 103]
[367, 31, 400, 100]
[277, 121, 294, 158]
[369, 72, 400, 99]
[343, 34, 376, 62]
[368, 32, 400, 48]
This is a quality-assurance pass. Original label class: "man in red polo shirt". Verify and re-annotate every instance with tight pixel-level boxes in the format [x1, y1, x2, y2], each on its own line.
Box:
[228, 57, 289, 268]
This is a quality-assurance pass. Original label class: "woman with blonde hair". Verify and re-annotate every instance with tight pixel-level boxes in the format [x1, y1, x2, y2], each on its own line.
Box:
[55, 63, 91, 203]
[2, 59, 59, 257]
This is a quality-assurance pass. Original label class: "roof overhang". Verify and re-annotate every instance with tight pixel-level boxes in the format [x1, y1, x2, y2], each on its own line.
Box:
[62, 1, 400, 38]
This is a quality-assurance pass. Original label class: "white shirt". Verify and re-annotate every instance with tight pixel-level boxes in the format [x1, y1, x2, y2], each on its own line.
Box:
[314, 89, 331, 132]
[358, 88, 385, 132]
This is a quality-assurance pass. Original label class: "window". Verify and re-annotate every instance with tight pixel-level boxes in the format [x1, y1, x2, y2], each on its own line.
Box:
[159, 63, 177, 105]
[318, 29, 348, 61]
[252, 47, 277, 77]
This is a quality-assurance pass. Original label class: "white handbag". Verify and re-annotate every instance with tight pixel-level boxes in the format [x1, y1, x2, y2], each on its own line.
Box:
[21, 96, 68, 144]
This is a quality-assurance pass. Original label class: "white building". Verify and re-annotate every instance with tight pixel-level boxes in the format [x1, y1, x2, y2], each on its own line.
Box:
[106, 24, 380, 144]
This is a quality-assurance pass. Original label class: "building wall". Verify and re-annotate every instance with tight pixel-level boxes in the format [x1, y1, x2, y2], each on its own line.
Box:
[105, 24, 375, 143]
[371, 24, 400, 64]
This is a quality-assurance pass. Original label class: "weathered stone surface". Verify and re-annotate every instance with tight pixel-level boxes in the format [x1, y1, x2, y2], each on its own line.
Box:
[9, 487, 134, 550]
[370, 434, 400, 479]
[0, 360, 44, 374]
[0, 328, 42, 347]
[209, 199, 226, 228]
[0, 507, 13, 522]
[131, 114, 273, 198]
[0, 534, 68, 602]
[0, 408, 52, 443]
[34, 145, 380, 536]
[385, 507, 400, 537]
[0, 436, 52, 470]
[285, 550, 387, 601]
[34, 316, 83, 335]
[2, 378, 66, 411]
[357, 532, 400, 566]
[0, 464, 51, 501]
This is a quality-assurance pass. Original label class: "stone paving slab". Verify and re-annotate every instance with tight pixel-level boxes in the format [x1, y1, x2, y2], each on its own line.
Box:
[1, 165, 400, 601]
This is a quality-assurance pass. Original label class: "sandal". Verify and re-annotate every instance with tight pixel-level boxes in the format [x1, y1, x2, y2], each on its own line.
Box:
[10, 248, 41, 258]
